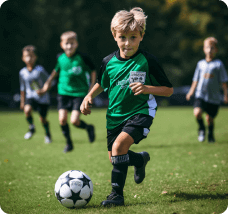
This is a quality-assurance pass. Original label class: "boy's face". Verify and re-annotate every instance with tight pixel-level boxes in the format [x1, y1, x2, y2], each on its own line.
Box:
[113, 29, 144, 59]
[203, 41, 218, 60]
[22, 50, 37, 67]
[60, 37, 78, 57]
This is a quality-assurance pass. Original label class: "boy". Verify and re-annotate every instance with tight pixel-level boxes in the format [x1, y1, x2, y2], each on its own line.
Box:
[19, 45, 52, 143]
[80, 8, 173, 206]
[186, 37, 228, 143]
[37, 31, 96, 153]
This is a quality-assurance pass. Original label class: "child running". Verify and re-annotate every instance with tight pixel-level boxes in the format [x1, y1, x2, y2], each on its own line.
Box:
[80, 8, 173, 206]
[37, 31, 96, 153]
[20, 45, 52, 143]
[186, 37, 228, 143]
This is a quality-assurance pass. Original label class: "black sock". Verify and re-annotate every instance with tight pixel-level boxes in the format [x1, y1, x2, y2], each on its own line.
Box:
[74, 120, 88, 129]
[43, 121, 51, 137]
[26, 116, 35, 130]
[197, 118, 205, 131]
[208, 123, 214, 136]
[60, 124, 72, 145]
[111, 155, 129, 196]
[128, 150, 144, 167]
[26, 116, 33, 125]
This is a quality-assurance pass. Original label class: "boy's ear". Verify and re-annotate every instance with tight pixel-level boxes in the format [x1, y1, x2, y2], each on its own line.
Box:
[112, 32, 117, 41]
[140, 32, 145, 41]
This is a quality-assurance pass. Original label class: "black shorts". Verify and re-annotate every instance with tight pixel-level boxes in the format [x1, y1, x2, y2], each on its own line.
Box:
[107, 113, 154, 151]
[25, 99, 49, 118]
[194, 98, 219, 118]
[57, 94, 84, 111]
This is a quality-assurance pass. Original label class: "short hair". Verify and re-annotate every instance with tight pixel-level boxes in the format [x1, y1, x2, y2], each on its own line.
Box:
[204, 37, 218, 48]
[60, 31, 77, 41]
[22, 45, 37, 56]
[111, 7, 147, 36]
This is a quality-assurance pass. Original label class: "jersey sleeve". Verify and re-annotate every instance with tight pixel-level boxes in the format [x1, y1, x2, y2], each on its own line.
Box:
[19, 70, 25, 92]
[38, 66, 49, 81]
[192, 62, 200, 82]
[97, 52, 116, 90]
[54, 53, 63, 73]
[144, 51, 173, 87]
[219, 61, 228, 83]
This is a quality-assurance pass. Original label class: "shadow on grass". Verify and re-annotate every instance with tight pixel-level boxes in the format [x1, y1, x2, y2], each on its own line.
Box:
[166, 191, 228, 201]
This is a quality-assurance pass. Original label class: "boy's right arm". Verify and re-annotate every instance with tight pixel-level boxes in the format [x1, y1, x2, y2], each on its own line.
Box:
[186, 81, 198, 101]
[36, 69, 58, 96]
[20, 91, 25, 110]
[80, 83, 104, 115]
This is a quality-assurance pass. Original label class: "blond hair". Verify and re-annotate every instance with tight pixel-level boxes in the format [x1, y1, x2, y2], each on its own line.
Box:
[204, 37, 218, 48]
[60, 31, 77, 41]
[22, 45, 37, 56]
[111, 7, 147, 36]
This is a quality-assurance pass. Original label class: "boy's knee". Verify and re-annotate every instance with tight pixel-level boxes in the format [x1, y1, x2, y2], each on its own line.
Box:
[71, 119, 80, 126]
[194, 108, 202, 119]
[59, 117, 67, 126]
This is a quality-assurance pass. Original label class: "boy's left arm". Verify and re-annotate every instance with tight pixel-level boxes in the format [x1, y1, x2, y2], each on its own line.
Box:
[129, 82, 173, 97]
[222, 82, 228, 104]
[88, 70, 96, 92]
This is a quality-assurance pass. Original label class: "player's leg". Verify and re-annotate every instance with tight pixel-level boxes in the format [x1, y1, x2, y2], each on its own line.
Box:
[206, 114, 215, 143]
[24, 101, 36, 139]
[101, 132, 133, 207]
[71, 97, 95, 143]
[59, 109, 73, 152]
[193, 99, 205, 142]
[38, 104, 52, 144]
[57, 94, 73, 152]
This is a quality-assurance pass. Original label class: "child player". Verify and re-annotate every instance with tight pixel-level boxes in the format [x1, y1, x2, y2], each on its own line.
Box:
[19, 45, 52, 143]
[80, 8, 173, 206]
[37, 31, 96, 153]
[186, 37, 228, 143]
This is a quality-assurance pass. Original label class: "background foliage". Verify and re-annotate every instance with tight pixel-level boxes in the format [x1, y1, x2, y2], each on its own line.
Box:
[0, 0, 228, 93]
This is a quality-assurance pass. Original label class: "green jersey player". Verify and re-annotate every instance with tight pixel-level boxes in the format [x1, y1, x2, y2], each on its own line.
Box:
[80, 7, 173, 206]
[38, 31, 96, 153]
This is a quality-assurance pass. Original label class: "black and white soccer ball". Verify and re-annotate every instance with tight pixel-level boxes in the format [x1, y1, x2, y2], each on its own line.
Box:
[54, 170, 93, 208]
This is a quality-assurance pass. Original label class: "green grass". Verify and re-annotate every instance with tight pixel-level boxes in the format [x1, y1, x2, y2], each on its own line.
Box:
[0, 107, 228, 214]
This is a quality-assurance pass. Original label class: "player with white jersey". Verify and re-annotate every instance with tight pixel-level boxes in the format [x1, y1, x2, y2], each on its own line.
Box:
[186, 37, 228, 143]
[20, 45, 52, 143]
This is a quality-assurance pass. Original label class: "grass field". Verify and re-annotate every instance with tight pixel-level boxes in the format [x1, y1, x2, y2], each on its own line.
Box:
[0, 107, 228, 214]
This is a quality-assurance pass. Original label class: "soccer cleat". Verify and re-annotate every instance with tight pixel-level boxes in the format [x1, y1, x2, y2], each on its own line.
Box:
[24, 129, 35, 140]
[208, 135, 215, 143]
[63, 144, 73, 153]
[101, 192, 124, 207]
[44, 135, 52, 144]
[134, 151, 150, 184]
[87, 125, 95, 143]
[198, 130, 205, 142]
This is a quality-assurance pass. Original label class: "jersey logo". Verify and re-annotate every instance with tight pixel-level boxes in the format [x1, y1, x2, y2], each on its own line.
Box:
[69, 66, 82, 75]
[129, 71, 146, 84]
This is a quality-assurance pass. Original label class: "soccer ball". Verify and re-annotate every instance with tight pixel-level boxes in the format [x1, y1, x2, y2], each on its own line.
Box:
[54, 170, 93, 208]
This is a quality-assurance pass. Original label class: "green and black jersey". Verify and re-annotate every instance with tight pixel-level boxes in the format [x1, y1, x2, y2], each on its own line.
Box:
[97, 49, 172, 130]
[55, 51, 95, 97]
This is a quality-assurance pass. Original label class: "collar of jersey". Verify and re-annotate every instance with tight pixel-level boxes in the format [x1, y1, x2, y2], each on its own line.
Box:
[116, 49, 141, 61]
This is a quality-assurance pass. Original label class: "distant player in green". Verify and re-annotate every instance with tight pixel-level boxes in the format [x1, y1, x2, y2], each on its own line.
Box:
[80, 8, 173, 206]
[19, 45, 52, 144]
[186, 37, 228, 143]
[38, 31, 96, 153]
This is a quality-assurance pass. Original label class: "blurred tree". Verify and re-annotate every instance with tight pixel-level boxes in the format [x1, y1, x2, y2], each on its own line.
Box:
[0, 0, 227, 95]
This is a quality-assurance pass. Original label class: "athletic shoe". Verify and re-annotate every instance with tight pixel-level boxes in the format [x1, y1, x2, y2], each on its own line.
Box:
[101, 192, 124, 207]
[134, 151, 150, 184]
[198, 130, 205, 142]
[24, 129, 35, 140]
[44, 135, 52, 144]
[87, 125, 95, 143]
[63, 144, 73, 153]
[208, 135, 215, 143]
